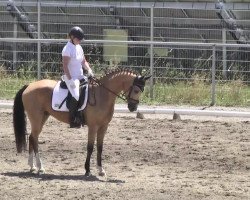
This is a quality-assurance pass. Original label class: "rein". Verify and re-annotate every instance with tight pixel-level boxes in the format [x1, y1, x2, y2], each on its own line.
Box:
[90, 77, 128, 102]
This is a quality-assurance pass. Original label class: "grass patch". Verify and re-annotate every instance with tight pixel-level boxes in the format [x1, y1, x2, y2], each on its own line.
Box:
[216, 80, 250, 106]
[0, 77, 35, 99]
[0, 73, 249, 107]
[0, 68, 36, 99]
[141, 82, 211, 106]
[140, 78, 250, 107]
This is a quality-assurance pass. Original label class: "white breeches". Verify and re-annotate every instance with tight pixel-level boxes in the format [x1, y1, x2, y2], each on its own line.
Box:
[63, 75, 80, 101]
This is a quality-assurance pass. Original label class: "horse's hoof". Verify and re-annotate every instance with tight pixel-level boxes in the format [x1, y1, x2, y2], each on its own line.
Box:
[30, 167, 37, 174]
[84, 172, 92, 177]
[97, 166, 106, 177]
[38, 168, 45, 175]
[99, 171, 106, 177]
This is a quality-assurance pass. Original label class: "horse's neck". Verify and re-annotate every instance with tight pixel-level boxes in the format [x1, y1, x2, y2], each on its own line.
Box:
[90, 72, 135, 114]
[96, 72, 136, 106]
[103, 73, 134, 95]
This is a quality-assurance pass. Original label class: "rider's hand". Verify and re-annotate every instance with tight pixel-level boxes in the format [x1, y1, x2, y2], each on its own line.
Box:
[87, 69, 94, 79]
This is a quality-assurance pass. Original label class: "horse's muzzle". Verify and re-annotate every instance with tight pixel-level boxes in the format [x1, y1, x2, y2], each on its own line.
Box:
[128, 102, 138, 112]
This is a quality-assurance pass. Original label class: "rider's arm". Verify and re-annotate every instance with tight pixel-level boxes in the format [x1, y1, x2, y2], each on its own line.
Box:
[82, 56, 94, 77]
[62, 56, 71, 80]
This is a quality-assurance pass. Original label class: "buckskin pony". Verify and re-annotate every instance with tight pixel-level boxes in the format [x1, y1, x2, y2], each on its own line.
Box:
[13, 69, 150, 176]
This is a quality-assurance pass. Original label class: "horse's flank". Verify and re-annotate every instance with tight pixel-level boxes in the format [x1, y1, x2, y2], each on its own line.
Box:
[23, 80, 68, 123]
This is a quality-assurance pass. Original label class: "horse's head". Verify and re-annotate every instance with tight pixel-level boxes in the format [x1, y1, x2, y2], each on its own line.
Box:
[125, 75, 151, 112]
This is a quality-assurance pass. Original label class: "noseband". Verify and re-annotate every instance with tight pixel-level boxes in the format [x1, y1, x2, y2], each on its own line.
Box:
[126, 86, 142, 104]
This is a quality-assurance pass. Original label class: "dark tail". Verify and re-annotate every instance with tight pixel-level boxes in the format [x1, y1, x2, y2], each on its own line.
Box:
[13, 85, 28, 153]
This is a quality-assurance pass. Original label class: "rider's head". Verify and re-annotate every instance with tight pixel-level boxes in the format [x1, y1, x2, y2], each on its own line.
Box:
[69, 26, 85, 42]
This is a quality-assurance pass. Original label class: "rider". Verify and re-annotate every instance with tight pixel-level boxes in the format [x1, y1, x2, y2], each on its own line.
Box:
[62, 26, 94, 128]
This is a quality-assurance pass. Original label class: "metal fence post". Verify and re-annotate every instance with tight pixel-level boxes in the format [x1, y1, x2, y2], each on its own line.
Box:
[150, 6, 154, 99]
[13, 17, 17, 71]
[222, 28, 227, 79]
[211, 45, 216, 106]
[37, 0, 41, 79]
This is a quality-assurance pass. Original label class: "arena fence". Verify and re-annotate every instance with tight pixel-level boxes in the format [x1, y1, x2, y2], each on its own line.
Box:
[1, 38, 250, 106]
[0, 1, 250, 106]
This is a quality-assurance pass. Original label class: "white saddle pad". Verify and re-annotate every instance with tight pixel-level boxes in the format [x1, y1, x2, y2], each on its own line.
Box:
[52, 81, 88, 112]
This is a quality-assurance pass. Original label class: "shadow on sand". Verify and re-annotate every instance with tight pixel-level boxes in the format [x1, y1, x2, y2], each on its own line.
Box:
[1, 171, 125, 184]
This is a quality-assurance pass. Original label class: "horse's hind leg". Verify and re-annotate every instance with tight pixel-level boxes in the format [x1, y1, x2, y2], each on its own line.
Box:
[28, 112, 49, 174]
[28, 135, 36, 173]
[29, 134, 45, 174]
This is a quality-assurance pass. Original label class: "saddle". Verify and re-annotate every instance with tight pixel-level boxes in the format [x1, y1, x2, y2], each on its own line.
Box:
[58, 78, 88, 110]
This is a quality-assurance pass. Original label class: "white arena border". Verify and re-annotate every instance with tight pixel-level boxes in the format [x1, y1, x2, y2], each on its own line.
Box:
[1, 101, 250, 118]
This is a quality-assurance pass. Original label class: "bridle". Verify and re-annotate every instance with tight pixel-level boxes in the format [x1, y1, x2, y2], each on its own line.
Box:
[90, 77, 144, 103]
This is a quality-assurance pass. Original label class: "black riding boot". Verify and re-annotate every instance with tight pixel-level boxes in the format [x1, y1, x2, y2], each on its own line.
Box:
[69, 98, 82, 128]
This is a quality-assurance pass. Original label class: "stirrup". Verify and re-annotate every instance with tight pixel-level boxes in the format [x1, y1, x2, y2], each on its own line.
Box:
[76, 112, 85, 127]
[70, 116, 82, 128]
[70, 121, 81, 128]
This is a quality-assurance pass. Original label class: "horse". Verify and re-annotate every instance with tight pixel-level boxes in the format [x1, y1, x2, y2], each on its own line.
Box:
[13, 69, 150, 176]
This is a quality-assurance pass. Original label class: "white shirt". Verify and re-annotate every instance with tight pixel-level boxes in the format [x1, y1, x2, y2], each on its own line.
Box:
[62, 41, 84, 79]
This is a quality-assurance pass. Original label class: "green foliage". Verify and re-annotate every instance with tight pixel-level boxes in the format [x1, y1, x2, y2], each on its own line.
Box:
[216, 80, 250, 106]
[0, 64, 37, 99]
[15, 61, 37, 79]
[141, 79, 211, 106]
[141, 78, 250, 107]
[0, 72, 35, 99]
[0, 71, 249, 107]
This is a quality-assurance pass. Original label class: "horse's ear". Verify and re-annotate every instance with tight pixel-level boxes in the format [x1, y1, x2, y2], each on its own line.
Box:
[143, 75, 151, 81]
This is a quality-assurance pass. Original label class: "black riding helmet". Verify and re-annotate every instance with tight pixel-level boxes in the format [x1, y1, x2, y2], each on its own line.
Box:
[69, 26, 85, 40]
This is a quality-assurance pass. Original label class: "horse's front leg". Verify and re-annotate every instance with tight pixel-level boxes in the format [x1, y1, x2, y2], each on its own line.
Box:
[84, 126, 97, 176]
[96, 125, 108, 176]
